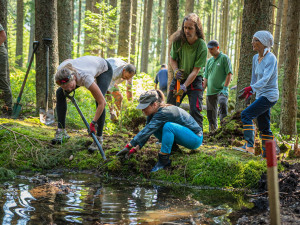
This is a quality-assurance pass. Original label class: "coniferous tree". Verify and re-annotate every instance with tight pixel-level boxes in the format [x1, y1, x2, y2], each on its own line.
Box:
[280, 0, 300, 135]
[185, 0, 194, 15]
[160, 0, 168, 65]
[58, 0, 73, 63]
[273, 0, 283, 57]
[278, 0, 288, 69]
[16, 0, 24, 67]
[77, 0, 82, 57]
[130, 0, 138, 64]
[107, 0, 117, 57]
[35, 0, 58, 111]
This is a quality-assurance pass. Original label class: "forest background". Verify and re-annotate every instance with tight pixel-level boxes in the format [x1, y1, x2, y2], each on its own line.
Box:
[0, 0, 299, 138]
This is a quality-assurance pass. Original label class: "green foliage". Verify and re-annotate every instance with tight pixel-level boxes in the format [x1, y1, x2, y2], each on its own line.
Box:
[0, 167, 16, 180]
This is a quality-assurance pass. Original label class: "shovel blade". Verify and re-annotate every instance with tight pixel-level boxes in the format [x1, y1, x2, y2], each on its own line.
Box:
[39, 108, 55, 125]
[12, 103, 22, 119]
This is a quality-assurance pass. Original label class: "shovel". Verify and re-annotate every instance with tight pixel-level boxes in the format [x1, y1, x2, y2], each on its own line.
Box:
[39, 38, 55, 125]
[12, 41, 40, 119]
[65, 91, 107, 160]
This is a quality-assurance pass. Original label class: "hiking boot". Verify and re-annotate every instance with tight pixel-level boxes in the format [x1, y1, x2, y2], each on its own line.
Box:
[51, 129, 70, 144]
[88, 136, 103, 153]
[151, 153, 171, 172]
[233, 143, 255, 154]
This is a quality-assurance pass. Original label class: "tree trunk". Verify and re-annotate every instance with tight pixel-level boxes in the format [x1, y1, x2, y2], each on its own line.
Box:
[214, 0, 218, 39]
[212, 0, 215, 39]
[16, 0, 24, 67]
[156, 0, 162, 64]
[273, 0, 283, 57]
[117, 0, 132, 61]
[136, 2, 143, 72]
[218, 0, 223, 47]
[185, 0, 194, 15]
[0, 0, 7, 49]
[140, 0, 153, 73]
[235, 0, 271, 112]
[222, 0, 229, 54]
[278, 0, 288, 69]
[130, 0, 138, 64]
[107, 0, 117, 57]
[27, 1, 35, 64]
[167, 0, 179, 88]
[160, 0, 168, 65]
[77, 0, 82, 58]
[58, 0, 73, 63]
[269, 0, 276, 34]
[206, 0, 212, 42]
[35, 0, 58, 112]
[280, 0, 300, 135]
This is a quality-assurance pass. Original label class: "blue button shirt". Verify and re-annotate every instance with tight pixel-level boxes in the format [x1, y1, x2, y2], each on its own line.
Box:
[251, 52, 279, 102]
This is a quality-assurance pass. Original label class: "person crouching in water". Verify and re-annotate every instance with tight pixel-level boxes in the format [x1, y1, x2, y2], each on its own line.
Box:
[116, 90, 203, 172]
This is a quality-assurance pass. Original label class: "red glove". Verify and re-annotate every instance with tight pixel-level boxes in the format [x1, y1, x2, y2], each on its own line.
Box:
[126, 147, 137, 159]
[238, 86, 253, 100]
[89, 121, 97, 134]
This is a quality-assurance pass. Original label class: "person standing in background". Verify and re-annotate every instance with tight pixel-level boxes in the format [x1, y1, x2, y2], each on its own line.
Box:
[154, 64, 168, 96]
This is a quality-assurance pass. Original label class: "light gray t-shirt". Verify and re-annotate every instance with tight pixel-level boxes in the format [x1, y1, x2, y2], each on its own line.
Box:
[57, 56, 108, 89]
[106, 58, 127, 91]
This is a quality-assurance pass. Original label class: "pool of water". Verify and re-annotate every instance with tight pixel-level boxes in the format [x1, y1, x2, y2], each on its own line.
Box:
[0, 172, 251, 224]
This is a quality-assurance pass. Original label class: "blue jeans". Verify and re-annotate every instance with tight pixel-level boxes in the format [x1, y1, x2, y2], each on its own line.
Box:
[241, 96, 277, 135]
[154, 122, 203, 154]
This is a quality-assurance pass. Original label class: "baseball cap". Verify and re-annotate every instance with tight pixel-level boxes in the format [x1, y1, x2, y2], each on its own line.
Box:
[207, 40, 219, 48]
[136, 90, 158, 109]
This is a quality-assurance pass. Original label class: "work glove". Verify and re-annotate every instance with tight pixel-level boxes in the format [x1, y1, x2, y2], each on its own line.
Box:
[238, 86, 253, 100]
[174, 84, 187, 97]
[116, 143, 131, 157]
[174, 69, 184, 81]
[89, 121, 97, 134]
[126, 148, 137, 159]
[220, 86, 229, 97]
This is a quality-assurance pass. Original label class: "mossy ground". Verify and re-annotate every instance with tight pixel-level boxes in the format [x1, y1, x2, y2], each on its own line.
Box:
[0, 117, 292, 189]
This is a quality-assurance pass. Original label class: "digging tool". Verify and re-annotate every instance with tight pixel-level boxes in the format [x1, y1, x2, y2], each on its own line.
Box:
[39, 38, 55, 125]
[176, 80, 180, 106]
[65, 91, 107, 160]
[12, 41, 40, 119]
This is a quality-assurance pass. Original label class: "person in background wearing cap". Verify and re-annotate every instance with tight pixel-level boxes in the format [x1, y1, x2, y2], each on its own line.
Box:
[167, 13, 207, 129]
[236, 30, 279, 157]
[154, 64, 168, 97]
[203, 40, 233, 132]
[106, 58, 136, 121]
[52, 56, 113, 153]
[0, 23, 13, 116]
[116, 90, 203, 172]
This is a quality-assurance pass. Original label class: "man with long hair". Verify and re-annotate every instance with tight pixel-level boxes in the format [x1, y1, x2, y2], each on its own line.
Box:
[167, 13, 207, 129]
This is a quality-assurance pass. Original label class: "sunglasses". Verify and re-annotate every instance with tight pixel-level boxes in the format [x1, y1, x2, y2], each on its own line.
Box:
[56, 75, 72, 85]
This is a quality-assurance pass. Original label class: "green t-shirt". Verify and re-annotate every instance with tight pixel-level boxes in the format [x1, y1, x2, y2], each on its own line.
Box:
[204, 52, 233, 95]
[170, 38, 207, 79]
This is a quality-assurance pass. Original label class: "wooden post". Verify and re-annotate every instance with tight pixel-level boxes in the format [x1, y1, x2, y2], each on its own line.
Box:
[266, 140, 281, 225]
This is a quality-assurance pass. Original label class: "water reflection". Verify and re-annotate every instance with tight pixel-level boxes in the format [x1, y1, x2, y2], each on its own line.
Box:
[0, 174, 248, 224]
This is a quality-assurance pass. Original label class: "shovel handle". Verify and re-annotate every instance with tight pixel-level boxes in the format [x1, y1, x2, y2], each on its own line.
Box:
[65, 91, 107, 160]
[176, 80, 180, 106]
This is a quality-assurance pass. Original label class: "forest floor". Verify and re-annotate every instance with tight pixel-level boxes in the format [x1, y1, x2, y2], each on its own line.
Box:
[0, 112, 299, 224]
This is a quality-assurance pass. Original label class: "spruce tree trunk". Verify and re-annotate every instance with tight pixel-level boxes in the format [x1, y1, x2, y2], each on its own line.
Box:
[278, 0, 288, 69]
[58, 0, 73, 63]
[35, 0, 58, 112]
[185, 0, 194, 15]
[77, 0, 82, 58]
[117, 0, 132, 61]
[214, 0, 218, 39]
[27, 1, 35, 64]
[235, 0, 271, 112]
[156, 0, 162, 64]
[269, 0, 276, 34]
[107, 0, 117, 57]
[280, 0, 300, 135]
[160, 0, 168, 65]
[130, 0, 138, 64]
[16, 0, 24, 67]
[140, 0, 153, 73]
[167, 0, 179, 88]
[206, 0, 212, 42]
[273, 0, 283, 57]
[222, 0, 229, 54]
[136, 3, 143, 72]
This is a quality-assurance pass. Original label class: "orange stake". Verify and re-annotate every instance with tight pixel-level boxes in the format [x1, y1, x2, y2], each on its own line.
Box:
[176, 80, 180, 106]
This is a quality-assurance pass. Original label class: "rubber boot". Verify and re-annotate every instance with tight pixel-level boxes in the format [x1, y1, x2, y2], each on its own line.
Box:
[151, 153, 171, 172]
[261, 134, 280, 158]
[234, 124, 255, 154]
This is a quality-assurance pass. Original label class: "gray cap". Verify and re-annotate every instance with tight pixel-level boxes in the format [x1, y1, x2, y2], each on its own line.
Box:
[136, 90, 158, 109]
[207, 40, 219, 48]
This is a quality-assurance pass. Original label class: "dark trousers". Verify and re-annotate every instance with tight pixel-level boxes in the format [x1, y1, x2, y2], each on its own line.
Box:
[0, 47, 12, 108]
[167, 76, 204, 128]
[56, 61, 113, 136]
[206, 93, 228, 131]
[241, 96, 277, 135]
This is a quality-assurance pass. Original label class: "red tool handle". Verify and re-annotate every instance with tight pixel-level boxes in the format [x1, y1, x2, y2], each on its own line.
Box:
[176, 80, 180, 106]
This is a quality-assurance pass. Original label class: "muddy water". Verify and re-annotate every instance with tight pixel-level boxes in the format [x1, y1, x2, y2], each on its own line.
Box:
[0, 173, 251, 224]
